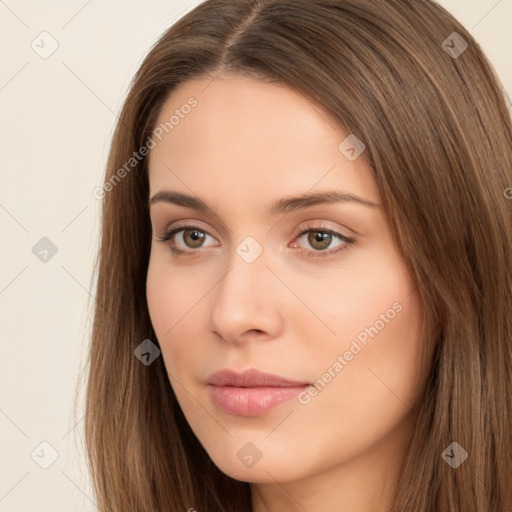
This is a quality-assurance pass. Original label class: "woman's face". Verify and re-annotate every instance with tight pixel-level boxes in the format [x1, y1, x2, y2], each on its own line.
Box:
[146, 74, 430, 486]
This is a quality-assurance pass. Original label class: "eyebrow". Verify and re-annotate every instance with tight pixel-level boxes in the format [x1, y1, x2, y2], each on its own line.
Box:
[149, 190, 380, 213]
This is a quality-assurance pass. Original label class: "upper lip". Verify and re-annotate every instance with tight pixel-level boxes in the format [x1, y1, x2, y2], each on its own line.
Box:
[207, 368, 309, 387]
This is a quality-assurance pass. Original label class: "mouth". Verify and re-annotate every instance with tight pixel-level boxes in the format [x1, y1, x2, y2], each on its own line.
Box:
[206, 368, 310, 417]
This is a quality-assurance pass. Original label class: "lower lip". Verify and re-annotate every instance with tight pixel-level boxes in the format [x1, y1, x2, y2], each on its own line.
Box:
[207, 384, 309, 416]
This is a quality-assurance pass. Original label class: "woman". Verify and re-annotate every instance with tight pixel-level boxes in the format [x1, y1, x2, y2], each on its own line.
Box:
[83, 0, 512, 510]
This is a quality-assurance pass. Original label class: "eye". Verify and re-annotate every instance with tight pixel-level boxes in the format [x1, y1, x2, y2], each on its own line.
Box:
[156, 225, 218, 254]
[156, 222, 355, 258]
[290, 225, 355, 258]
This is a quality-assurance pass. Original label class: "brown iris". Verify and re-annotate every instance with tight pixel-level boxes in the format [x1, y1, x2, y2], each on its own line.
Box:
[308, 231, 332, 251]
[182, 229, 205, 248]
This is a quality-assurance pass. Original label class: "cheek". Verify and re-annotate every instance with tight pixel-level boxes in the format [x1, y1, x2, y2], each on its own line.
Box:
[146, 258, 174, 337]
[146, 254, 213, 377]
[302, 289, 425, 440]
[297, 245, 426, 426]
[146, 253, 206, 335]
[292, 242, 416, 344]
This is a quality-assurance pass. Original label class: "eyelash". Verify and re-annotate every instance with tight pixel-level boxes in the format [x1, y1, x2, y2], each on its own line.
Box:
[156, 222, 356, 258]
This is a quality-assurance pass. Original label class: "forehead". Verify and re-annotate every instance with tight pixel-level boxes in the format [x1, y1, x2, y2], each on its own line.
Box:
[147, 74, 379, 208]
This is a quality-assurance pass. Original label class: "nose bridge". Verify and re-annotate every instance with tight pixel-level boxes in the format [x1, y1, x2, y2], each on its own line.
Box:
[208, 239, 282, 341]
[220, 234, 269, 300]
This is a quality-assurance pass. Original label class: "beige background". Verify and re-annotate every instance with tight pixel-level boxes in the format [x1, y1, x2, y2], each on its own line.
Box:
[0, 1, 510, 510]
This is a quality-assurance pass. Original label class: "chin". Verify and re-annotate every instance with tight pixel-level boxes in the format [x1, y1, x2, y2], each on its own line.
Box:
[207, 447, 308, 484]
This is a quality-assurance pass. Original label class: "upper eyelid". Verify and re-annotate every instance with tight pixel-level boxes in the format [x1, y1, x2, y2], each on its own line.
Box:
[163, 220, 217, 239]
[162, 221, 353, 246]
[162, 220, 349, 236]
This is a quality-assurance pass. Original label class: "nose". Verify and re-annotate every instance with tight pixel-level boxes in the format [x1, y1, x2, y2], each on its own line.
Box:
[208, 249, 284, 344]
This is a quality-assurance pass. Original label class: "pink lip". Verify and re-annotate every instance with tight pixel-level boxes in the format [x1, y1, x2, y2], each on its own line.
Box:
[206, 369, 310, 416]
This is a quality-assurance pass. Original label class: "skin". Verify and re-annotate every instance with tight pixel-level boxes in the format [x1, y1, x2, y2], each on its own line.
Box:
[146, 73, 434, 512]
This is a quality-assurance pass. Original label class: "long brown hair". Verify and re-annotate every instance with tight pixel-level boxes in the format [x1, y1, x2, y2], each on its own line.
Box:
[78, 0, 512, 510]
